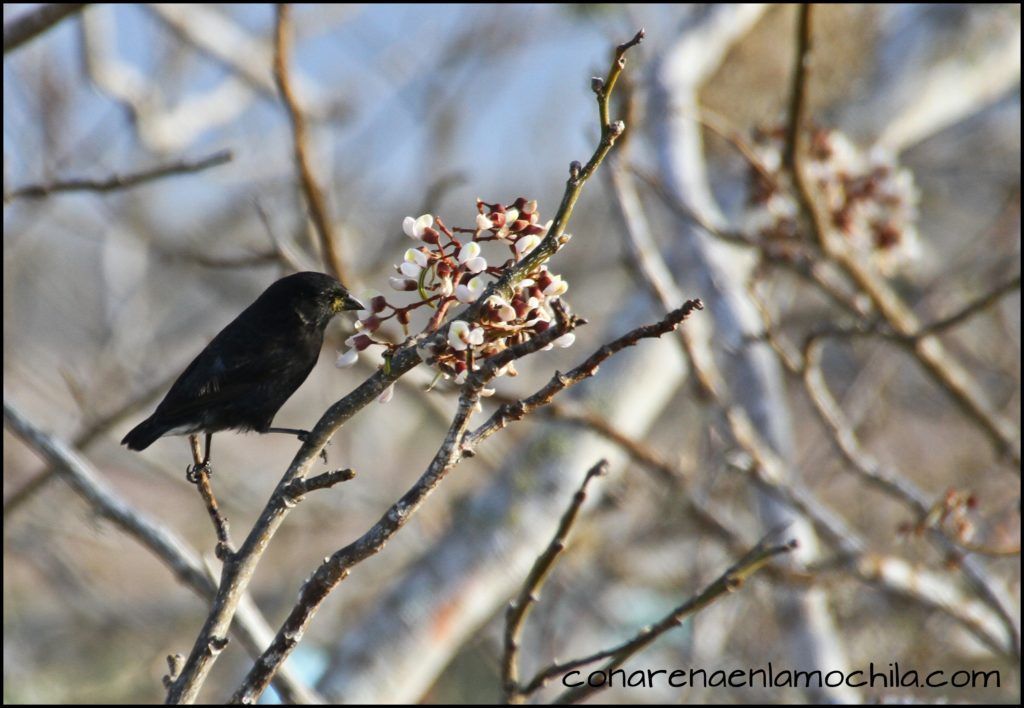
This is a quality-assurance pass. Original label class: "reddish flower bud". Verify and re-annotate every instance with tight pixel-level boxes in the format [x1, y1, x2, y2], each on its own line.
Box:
[421, 227, 441, 244]
[371, 295, 388, 313]
[361, 315, 382, 332]
[512, 197, 528, 210]
[511, 219, 529, 232]
[436, 261, 452, 279]
[352, 334, 374, 351]
[396, 309, 410, 325]
[523, 224, 545, 236]
[536, 270, 553, 291]
[533, 319, 550, 333]
[489, 212, 506, 228]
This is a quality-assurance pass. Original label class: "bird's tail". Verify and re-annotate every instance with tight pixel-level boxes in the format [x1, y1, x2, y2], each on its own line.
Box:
[121, 417, 166, 451]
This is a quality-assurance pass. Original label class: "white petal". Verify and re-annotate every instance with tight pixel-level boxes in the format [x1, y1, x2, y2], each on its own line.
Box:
[335, 348, 359, 368]
[464, 256, 487, 273]
[400, 261, 422, 278]
[405, 248, 428, 268]
[476, 214, 494, 230]
[514, 235, 541, 259]
[553, 333, 575, 348]
[458, 241, 481, 263]
[378, 384, 395, 404]
[402, 216, 419, 239]
[414, 214, 434, 237]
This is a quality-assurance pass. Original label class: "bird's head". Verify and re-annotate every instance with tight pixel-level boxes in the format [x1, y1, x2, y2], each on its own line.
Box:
[266, 272, 364, 329]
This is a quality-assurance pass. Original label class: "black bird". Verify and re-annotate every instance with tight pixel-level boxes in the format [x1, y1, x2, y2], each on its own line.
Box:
[122, 272, 363, 471]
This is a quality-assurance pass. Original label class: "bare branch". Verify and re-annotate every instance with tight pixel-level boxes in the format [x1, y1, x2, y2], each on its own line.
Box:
[272, 4, 348, 284]
[3, 3, 86, 54]
[186, 435, 234, 561]
[551, 535, 797, 704]
[503, 460, 608, 704]
[464, 299, 703, 449]
[4, 149, 233, 201]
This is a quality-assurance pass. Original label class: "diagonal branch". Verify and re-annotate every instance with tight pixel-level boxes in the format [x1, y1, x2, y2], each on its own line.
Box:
[2, 399, 324, 704]
[3, 3, 86, 54]
[551, 534, 797, 704]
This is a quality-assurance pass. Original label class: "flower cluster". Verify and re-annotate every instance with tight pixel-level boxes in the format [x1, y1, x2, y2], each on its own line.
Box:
[336, 198, 574, 397]
[743, 125, 921, 276]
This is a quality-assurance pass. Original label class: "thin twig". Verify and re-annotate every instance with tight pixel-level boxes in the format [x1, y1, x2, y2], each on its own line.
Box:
[3, 3, 86, 54]
[272, 4, 348, 284]
[782, 4, 813, 174]
[4, 149, 233, 201]
[464, 299, 704, 449]
[187, 435, 234, 561]
[551, 535, 797, 704]
[502, 460, 608, 704]
[913, 274, 1021, 339]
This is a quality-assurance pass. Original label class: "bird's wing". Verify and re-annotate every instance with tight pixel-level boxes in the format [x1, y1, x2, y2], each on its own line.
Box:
[151, 333, 316, 425]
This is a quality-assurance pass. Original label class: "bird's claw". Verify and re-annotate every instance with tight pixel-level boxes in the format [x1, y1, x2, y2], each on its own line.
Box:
[295, 430, 329, 464]
[186, 461, 212, 484]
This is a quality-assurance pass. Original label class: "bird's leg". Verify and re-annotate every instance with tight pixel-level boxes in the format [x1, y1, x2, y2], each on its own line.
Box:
[186, 433, 213, 483]
[264, 427, 329, 463]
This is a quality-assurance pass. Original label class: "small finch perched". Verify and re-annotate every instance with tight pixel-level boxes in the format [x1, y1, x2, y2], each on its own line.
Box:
[121, 271, 363, 472]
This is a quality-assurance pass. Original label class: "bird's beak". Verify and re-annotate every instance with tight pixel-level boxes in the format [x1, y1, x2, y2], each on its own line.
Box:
[336, 293, 364, 312]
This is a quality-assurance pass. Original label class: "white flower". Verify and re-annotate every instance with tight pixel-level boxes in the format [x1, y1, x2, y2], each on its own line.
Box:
[378, 384, 395, 404]
[356, 289, 382, 320]
[438, 277, 453, 297]
[458, 242, 488, 273]
[514, 235, 542, 260]
[403, 214, 434, 240]
[405, 248, 428, 268]
[400, 248, 429, 278]
[389, 275, 416, 291]
[455, 276, 486, 303]
[542, 274, 568, 298]
[505, 208, 520, 225]
[476, 213, 493, 230]
[486, 295, 516, 322]
[553, 333, 575, 348]
[448, 321, 483, 351]
[454, 370, 468, 385]
[335, 348, 359, 368]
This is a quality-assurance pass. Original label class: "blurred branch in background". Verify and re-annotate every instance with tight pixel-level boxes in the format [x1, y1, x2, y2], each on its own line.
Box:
[2, 400, 323, 704]
[3, 3, 86, 54]
[4, 148, 232, 201]
[272, 3, 349, 285]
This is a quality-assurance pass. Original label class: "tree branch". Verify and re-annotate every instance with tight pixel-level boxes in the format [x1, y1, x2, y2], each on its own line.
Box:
[3, 3, 86, 54]
[502, 460, 608, 704]
[4, 149, 233, 201]
[272, 4, 348, 284]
